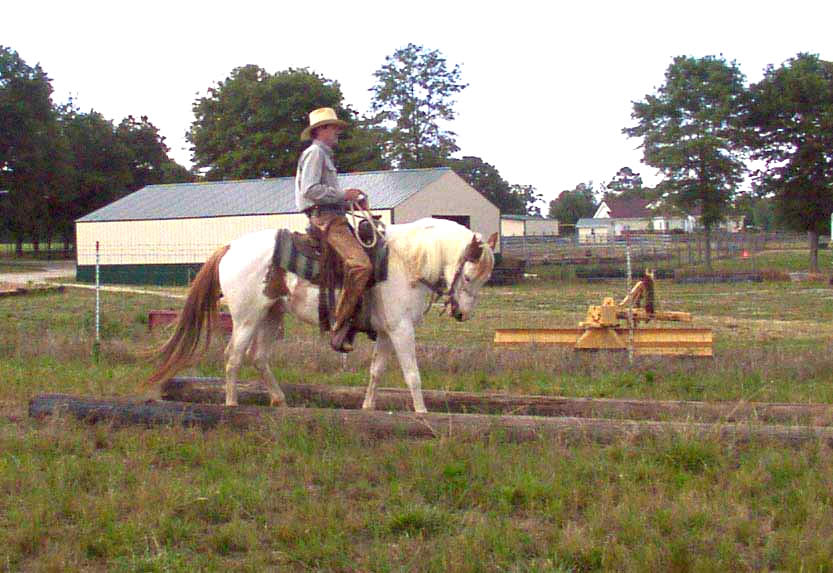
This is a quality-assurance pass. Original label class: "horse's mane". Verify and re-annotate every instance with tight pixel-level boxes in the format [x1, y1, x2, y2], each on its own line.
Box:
[386, 218, 493, 285]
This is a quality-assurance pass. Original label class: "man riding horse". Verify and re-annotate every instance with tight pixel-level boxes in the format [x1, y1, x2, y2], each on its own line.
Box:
[295, 107, 370, 353]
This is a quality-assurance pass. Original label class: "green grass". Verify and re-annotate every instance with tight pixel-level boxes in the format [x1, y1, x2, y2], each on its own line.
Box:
[1, 250, 833, 570]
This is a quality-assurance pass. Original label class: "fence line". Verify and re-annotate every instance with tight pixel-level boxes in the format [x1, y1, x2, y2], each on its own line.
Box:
[501, 231, 815, 267]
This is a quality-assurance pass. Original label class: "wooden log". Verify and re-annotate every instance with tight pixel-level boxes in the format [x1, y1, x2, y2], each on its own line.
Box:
[161, 377, 833, 427]
[28, 393, 833, 448]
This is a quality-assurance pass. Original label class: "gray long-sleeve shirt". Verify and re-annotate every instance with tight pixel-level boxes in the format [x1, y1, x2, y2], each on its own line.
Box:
[295, 140, 348, 212]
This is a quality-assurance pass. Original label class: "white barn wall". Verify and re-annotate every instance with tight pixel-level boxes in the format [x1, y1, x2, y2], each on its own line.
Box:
[76, 210, 393, 266]
[525, 219, 560, 235]
[501, 218, 526, 237]
[394, 172, 500, 247]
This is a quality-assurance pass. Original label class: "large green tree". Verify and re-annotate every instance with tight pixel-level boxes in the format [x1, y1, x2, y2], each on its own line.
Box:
[117, 115, 192, 191]
[548, 182, 598, 227]
[745, 53, 833, 272]
[370, 44, 467, 168]
[624, 55, 747, 269]
[62, 109, 133, 224]
[0, 46, 71, 254]
[188, 66, 384, 180]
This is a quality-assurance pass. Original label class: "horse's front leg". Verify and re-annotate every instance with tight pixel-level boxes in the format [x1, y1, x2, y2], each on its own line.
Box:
[388, 322, 427, 414]
[363, 333, 393, 410]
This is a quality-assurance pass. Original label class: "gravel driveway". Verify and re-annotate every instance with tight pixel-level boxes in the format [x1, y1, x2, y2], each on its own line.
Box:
[0, 260, 76, 286]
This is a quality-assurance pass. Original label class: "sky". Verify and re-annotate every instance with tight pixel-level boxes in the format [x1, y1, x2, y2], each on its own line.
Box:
[4, 0, 832, 211]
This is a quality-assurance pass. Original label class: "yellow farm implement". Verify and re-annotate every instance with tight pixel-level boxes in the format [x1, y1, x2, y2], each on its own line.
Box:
[494, 273, 713, 357]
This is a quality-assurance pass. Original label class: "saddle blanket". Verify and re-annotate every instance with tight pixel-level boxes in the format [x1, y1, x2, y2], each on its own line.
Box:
[271, 228, 389, 286]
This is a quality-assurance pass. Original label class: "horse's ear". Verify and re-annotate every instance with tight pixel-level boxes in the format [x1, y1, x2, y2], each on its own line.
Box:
[466, 235, 484, 261]
[486, 232, 498, 250]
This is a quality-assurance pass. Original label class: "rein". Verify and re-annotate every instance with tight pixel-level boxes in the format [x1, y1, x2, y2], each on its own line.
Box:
[418, 249, 469, 316]
[349, 198, 386, 248]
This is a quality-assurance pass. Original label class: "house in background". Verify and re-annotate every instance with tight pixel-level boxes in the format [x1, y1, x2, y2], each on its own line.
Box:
[576, 217, 615, 243]
[577, 197, 743, 242]
[500, 214, 560, 237]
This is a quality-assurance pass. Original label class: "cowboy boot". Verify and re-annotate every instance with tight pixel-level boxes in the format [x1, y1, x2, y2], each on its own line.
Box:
[330, 319, 354, 353]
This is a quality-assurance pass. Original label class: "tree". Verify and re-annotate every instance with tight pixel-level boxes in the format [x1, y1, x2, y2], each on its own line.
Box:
[189, 66, 384, 180]
[604, 166, 653, 201]
[624, 55, 747, 269]
[511, 184, 544, 217]
[745, 53, 833, 272]
[62, 109, 133, 225]
[548, 182, 598, 227]
[0, 46, 70, 254]
[116, 115, 192, 191]
[370, 44, 467, 168]
[446, 156, 518, 212]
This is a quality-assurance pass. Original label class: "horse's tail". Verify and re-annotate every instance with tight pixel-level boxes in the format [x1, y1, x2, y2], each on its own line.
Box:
[148, 244, 230, 384]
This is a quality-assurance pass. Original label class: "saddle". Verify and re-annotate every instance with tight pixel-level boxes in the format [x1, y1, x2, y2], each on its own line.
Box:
[269, 220, 388, 339]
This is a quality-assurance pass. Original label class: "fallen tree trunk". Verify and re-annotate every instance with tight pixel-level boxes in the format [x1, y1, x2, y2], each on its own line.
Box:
[162, 377, 833, 426]
[29, 393, 833, 448]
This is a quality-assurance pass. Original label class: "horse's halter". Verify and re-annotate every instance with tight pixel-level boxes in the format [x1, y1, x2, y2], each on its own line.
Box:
[421, 237, 485, 318]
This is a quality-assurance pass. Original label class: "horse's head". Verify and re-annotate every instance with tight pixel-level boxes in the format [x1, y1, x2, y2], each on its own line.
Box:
[447, 232, 498, 321]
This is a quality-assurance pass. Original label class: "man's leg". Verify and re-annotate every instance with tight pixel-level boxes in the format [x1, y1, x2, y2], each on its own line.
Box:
[324, 217, 372, 351]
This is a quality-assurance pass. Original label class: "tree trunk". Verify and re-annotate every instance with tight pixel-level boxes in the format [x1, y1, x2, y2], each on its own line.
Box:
[161, 377, 833, 426]
[808, 229, 820, 273]
[27, 393, 833, 448]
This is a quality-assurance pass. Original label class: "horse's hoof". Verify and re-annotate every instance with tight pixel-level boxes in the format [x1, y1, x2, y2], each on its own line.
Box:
[225, 402, 238, 407]
[270, 397, 287, 407]
[361, 401, 375, 410]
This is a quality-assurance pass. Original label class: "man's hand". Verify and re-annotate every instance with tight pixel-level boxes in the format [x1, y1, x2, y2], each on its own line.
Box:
[344, 188, 368, 208]
[343, 188, 363, 202]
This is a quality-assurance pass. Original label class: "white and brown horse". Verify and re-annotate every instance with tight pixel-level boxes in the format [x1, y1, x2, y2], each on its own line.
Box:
[149, 218, 497, 413]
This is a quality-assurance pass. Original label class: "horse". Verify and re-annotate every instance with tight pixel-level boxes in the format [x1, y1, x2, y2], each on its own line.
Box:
[148, 217, 497, 413]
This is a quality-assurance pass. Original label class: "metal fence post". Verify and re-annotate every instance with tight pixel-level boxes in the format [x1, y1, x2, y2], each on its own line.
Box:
[93, 241, 101, 363]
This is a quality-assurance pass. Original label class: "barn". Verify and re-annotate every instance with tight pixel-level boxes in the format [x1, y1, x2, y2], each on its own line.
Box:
[75, 167, 500, 285]
[500, 214, 560, 236]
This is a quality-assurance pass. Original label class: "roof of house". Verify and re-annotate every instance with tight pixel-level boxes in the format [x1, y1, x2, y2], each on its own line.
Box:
[77, 167, 453, 223]
[602, 197, 652, 219]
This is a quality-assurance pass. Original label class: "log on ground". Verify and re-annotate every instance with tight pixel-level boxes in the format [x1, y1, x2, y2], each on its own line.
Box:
[29, 393, 833, 448]
[161, 377, 833, 426]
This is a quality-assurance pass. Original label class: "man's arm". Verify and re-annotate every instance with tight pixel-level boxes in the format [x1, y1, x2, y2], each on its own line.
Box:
[298, 146, 345, 204]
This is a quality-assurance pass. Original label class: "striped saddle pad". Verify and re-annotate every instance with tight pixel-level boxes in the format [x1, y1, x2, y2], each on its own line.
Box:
[270, 228, 388, 286]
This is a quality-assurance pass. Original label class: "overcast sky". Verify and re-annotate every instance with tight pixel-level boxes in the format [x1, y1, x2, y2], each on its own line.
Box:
[4, 1, 832, 209]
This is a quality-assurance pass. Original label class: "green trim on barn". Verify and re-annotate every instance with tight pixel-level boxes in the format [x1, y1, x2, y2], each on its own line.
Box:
[77, 263, 203, 286]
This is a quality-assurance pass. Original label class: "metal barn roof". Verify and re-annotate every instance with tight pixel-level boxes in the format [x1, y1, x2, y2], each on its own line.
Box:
[77, 168, 451, 222]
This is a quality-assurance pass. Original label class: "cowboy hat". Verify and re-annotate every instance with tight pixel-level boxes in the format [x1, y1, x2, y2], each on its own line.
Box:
[300, 107, 349, 141]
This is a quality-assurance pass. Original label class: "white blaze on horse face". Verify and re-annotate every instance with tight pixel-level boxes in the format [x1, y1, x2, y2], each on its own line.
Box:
[454, 260, 488, 321]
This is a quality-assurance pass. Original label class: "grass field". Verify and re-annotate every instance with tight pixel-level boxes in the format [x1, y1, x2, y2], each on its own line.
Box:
[1, 249, 833, 571]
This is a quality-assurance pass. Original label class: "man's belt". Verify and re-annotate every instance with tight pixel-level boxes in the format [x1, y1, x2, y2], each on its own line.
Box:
[304, 204, 346, 217]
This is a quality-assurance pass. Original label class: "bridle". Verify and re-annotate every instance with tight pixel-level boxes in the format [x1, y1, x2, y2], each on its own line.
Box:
[419, 237, 485, 317]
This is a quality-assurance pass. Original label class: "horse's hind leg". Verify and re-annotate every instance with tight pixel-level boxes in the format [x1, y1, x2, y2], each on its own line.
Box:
[362, 332, 393, 410]
[249, 302, 287, 407]
[224, 321, 259, 406]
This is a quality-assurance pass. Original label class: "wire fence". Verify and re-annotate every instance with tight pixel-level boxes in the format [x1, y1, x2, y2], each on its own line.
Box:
[501, 231, 818, 277]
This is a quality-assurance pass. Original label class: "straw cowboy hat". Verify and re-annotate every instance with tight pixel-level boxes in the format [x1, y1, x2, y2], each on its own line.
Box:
[301, 107, 349, 141]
